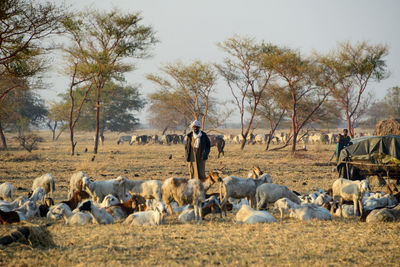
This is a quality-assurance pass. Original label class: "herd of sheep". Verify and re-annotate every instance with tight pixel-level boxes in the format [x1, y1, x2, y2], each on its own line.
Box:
[1, 166, 400, 227]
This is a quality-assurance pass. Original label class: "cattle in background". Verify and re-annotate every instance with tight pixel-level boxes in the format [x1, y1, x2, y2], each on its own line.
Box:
[117, 135, 133, 145]
[137, 135, 149, 145]
[209, 135, 225, 158]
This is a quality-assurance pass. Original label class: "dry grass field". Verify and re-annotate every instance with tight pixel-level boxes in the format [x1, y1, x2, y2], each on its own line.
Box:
[0, 131, 399, 266]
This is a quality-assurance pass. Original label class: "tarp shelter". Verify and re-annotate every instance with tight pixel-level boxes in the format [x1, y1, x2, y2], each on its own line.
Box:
[337, 135, 400, 180]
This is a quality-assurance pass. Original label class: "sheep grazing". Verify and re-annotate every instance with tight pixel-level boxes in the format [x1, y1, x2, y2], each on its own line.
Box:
[162, 170, 221, 223]
[219, 173, 271, 213]
[32, 173, 55, 199]
[178, 196, 221, 222]
[68, 171, 88, 198]
[78, 200, 114, 224]
[0, 182, 14, 201]
[106, 194, 147, 220]
[274, 198, 332, 221]
[255, 183, 301, 210]
[61, 190, 90, 211]
[117, 176, 162, 201]
[124, 201, 167, 226]
[332, 178, 371, 218]
[235, 205, 277, 224]
[81, 176, 126, 203]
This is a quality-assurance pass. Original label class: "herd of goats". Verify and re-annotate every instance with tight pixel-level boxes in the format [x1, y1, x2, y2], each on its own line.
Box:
[1, 165, 400, 227]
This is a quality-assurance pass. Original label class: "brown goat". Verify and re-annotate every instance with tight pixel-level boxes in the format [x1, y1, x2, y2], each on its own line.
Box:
[249, 166, 263, 179]
[61, 190, 90, 210]
[0, 209, 20, 224]
[110, 193, 147, 215]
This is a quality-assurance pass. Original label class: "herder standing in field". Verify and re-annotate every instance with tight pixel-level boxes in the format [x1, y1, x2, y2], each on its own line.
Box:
[335, 129, 352, 161]
[185, 120, 211, 179]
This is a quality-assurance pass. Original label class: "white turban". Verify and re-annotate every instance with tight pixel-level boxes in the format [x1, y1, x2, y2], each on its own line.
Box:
[190, 120, 201, 128]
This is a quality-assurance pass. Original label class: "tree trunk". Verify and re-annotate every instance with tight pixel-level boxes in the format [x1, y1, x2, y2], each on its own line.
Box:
[162, 127, 168, 135]
[265, 134, 272, 151]
[51, 121, 57, 141]
[94, 86, 101, 154]
[291, 99, 297, 153]
[0, 122, 7, 150]
[69, 127, 76, 156]
[69, 89, 75, 156]
[346, 114, 354, 138]
[240, 133, 247, 150]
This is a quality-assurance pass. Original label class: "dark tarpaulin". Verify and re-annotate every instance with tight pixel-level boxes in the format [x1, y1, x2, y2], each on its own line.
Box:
[337, 135, 400, 180]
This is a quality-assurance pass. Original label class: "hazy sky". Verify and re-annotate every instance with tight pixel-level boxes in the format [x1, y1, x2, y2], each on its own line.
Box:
[44, 0, 400, 123]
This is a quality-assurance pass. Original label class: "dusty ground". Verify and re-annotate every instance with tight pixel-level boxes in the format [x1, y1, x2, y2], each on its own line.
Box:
[0, 131, 399, 266]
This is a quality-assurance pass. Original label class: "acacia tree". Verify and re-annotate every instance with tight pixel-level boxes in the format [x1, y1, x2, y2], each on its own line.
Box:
[46, 100, 69, 141]
[68, 82, 146, 134]
[316, 41, 388, 137]
[63, 9, 157, 154]
[147, 61, 226, 131]
[267, 47, 330, 153]
[0, 0, 66, 148]
[382, 86, 400, 118]
[216, 36, 275, 150]
[256, 85, 287, 150]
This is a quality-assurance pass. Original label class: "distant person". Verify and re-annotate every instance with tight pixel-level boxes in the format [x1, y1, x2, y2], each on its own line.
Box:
[335, 129, 352, 161]
[185, 120, 210, 179]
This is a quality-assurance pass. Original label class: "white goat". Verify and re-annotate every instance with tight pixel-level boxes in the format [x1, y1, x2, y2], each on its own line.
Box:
[363, 194, 398, 211]
[220, 176, 261, 211]
[47, 203, 72, 220]
[100, 194, 120, 208]
[332, 203, 355, 218]
[13, 199, 38, 218]
[68, 171, 88, 198]
[332, 178, 371, 218]
[235, 204, 277, 224]
[124, 201, 167, 226]
[29, 186, 46, 204]
[45, 202, 94, 225]
[117, 176, 162, 201]
[274, 198, 332, 221]
[0, 196, 28, 211]
[178, 196, 221, 222]
[162, 177, 211, 223]
[82, 176, 126, 203]
[255, 183, 301, 210]
[0, 182, 14, 201]
[66, 212, 95, 225]
[32, 173, 55, 199]
[77, 200, 114, 224]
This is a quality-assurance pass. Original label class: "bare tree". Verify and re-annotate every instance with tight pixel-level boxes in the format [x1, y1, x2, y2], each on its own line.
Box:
[256, 85, 287, 150]
[267, 47, 329, 153]
[62, 9, 157, 154]
[216, 36, 275, 150]
[147, 60, 228, 131]
[316, 41, 388, 137]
